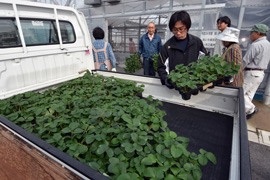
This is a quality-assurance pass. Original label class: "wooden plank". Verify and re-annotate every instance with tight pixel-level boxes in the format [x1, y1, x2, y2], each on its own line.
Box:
[0, 126, 81, 180]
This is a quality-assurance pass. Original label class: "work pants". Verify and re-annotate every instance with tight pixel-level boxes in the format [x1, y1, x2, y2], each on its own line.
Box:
[143, 57, 155, 76]
[243, 70, 264, 114]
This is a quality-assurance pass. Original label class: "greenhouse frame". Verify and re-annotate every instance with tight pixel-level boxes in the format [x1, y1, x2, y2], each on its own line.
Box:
[26, 0, 270, 98]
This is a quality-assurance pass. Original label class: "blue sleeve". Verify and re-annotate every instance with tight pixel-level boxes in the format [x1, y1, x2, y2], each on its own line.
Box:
[158, 37, 162, 53]
[138, 36, 143, 57]
[107, 43, 116, 68]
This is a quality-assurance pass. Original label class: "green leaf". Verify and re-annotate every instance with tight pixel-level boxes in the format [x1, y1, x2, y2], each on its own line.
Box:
[141, 157, 153, 166]
[171, 145, 183, 158]
[160, 121, 168, 128]
[136, 165, 145, 175]
[165, 174, 178, 180]
[198, 154, 208, 166]
[176, 136, 190, 143]
[117, 173, 138, 180]
[73, 128, 84, 134]
[69, 143, 78, 151]
[192, 169, 202, 180]
[97, 144, 108, 154]
[134, 143, 143, 152]
[170, 167, 180, 176]
[162, 149, 172, 158]
[148, 154, 157, 163]
[85, 134, 95, 144]
[89, 161, 100, 171]
[164, 139, 173, 147]
[189, 152, 198, 160]
[122, 142, 135, 153]
[153, 167, 164, 180]
[132, 118, 141, 126]
[122, 114, 132, 124]
[144, 167, 155, 178]
[152, 123, 160, 131]
[199, 149, 207, 155]
[109, 157, 120, 164]
[61, 127, 71, 134]
[183, 163, 193, 172]
[131, 133, 138, 142]
[206, 152, 217, 165]
[156, 144, 165, 154]
[69, 122, 80, 130]
[169, 131, 177, 138]
[111, 137, 120, 145]
[177, 171, 188, 180]
[77, 144, 88, 154]
[53, 133, 62, 141]
[106, 148, 114, 157]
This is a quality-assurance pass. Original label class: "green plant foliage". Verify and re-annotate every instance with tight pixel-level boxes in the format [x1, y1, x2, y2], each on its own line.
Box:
[0, 71, 216, 180]
[124, 53, 142, 73]
[152, 53, 159, 72]
[167, 55, 240, 93]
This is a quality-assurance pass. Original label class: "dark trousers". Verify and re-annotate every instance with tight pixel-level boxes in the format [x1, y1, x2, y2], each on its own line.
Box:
[143, 57, 155, 76]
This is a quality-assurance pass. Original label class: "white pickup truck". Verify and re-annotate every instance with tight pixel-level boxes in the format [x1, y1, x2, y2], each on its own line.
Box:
[0, 1, 251, 180]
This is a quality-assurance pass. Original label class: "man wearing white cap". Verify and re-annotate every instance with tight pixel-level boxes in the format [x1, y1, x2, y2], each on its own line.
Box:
[243, 24, 270, 119]
[216, 27, 244, 87]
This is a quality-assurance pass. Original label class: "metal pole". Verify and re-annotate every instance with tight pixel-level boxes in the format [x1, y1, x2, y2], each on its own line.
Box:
[237, 0, 247, 29]
[197, 0, 206, 38]
[165, 0, 173, 42]
[138, 17, 141, 48]
[262, 71, 270, 105]
[12, 3, 27, 53]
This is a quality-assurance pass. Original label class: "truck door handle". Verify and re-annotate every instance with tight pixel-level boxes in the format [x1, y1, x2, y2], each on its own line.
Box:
[14, 59, 21, 63]
[61, 48, 70, 56]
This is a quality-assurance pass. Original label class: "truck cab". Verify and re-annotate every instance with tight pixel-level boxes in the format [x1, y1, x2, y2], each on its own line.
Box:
[0, 0, 94, 99]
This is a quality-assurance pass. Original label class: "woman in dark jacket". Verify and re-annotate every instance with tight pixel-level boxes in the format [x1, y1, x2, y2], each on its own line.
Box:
[157, 11, 207, 87]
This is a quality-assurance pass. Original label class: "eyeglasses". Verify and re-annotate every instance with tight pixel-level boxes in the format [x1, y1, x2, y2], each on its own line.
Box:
[172, 27, 186, 33]
[217, 21, 224, 25]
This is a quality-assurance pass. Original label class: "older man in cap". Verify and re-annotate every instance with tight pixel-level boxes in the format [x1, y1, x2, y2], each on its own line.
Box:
[243, 24, 270, 119]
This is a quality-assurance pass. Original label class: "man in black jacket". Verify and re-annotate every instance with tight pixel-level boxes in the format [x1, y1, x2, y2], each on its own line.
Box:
[157, 11, 207, 87]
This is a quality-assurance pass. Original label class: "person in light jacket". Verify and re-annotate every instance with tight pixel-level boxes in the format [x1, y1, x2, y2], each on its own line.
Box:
[243, 24, 270, 119]
[157, 10, 207, 87]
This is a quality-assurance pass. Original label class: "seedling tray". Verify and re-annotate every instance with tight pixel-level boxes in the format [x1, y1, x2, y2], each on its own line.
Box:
[173, 77, 230, 100]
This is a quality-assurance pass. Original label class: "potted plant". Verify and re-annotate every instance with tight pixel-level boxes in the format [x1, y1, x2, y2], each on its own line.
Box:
[124, 53, 142, 73]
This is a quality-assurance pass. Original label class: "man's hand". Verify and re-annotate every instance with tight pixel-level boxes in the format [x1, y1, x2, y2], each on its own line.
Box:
[165, 78, 174, 89]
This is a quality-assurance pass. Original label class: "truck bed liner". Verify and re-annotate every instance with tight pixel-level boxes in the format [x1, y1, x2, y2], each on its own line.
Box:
[160, 101, 233, 180]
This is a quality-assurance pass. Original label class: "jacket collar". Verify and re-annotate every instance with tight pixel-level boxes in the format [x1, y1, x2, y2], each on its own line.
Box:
[145, 32, 157, 39]
[253, 36, 267, 43]
[169, 34, 194, 50]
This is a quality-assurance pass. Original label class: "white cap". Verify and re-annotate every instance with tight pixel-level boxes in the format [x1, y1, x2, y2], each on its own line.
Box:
[216, 27, 240, 43]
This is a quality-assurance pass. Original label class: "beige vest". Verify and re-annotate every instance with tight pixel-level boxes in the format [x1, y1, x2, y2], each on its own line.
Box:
[92, 42, 112, 71]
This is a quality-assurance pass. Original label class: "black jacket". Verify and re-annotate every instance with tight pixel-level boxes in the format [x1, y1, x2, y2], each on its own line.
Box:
[157, 34, 207, 84]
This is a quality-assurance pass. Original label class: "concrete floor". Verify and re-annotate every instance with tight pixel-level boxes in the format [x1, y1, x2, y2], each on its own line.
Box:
[247, 99, 270, 145]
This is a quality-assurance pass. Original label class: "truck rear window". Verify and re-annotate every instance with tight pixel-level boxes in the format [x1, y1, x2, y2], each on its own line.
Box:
[20, 19, 59, 46]
[58, 21, 76, 43]
[0, 18, 76, 48]
[0, 19, 22, 48]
